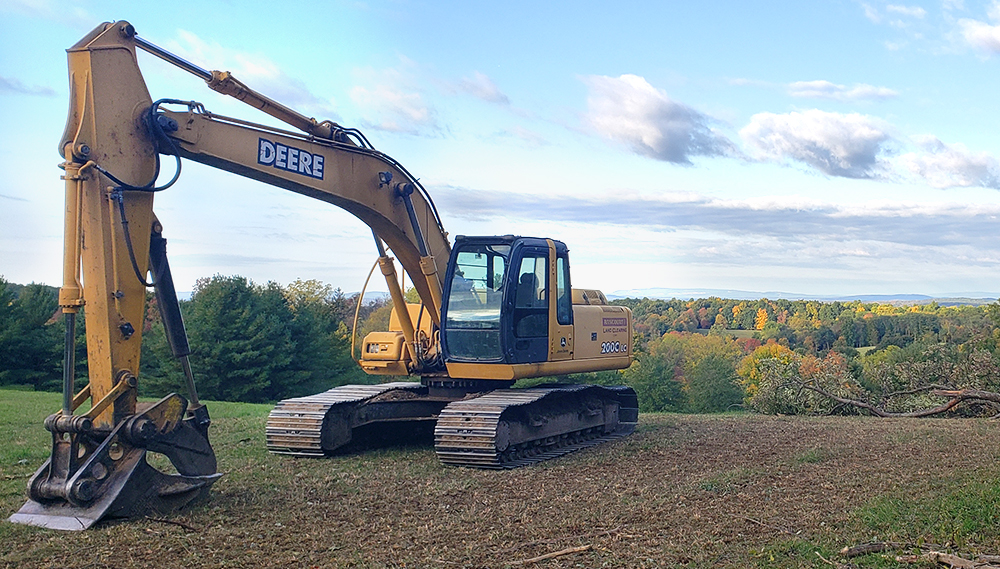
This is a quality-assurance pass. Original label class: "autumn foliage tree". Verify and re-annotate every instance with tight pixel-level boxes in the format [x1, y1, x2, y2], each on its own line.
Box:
[622, 332, 747, 413]
[736, 342, 798, 413]
[734, 338, 1000, 417]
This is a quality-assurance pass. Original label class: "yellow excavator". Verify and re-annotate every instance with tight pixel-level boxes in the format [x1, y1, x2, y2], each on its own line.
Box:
[9, 21, 637, 530]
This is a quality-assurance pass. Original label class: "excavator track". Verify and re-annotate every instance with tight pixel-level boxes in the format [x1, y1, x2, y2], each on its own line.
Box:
[266, 382, 426, 456]
[433, 385, 638, 469]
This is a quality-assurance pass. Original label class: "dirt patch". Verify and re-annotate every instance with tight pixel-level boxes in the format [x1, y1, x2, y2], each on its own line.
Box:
[3, 413, 999, 568]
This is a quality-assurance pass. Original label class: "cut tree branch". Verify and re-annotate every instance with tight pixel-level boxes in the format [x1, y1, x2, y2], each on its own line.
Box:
[931, 389, 1000, 405]
[896, 550, 1000, 568]
[497, 527, 622, 554]
[786, 380, 1000, 418]
[509, 545, 593, 565]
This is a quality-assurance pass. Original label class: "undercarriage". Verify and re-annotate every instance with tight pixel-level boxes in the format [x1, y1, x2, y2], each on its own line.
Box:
[266, 382, 638, 468]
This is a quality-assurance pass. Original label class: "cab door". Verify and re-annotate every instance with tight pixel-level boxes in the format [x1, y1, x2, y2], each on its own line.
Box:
[507, 248, 549, 363]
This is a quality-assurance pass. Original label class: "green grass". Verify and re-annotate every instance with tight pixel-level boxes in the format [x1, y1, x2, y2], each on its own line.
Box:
[794, 447, 830, 464]
[0, 391, 59, 475]
[751, 539, 840, 569]
[698, 466, 764, 494]
[858, 477, 1000, 548]
[4, 389, 1000, 568]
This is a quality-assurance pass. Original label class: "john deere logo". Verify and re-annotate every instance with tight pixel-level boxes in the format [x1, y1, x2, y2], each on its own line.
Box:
[258, 138, 325, 180]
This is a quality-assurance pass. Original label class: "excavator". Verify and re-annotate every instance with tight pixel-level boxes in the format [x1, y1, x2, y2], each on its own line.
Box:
[9, 21, 637, 531]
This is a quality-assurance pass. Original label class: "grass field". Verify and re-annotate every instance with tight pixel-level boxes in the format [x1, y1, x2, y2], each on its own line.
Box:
[2, 388, 999, 568]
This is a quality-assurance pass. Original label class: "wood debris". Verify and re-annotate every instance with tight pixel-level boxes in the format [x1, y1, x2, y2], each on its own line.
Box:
[510, 545, 593, 565]
[896, 551, 1000, 568]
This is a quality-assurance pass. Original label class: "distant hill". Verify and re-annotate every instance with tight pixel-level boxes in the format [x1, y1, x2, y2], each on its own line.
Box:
[607, 287, 999, 306]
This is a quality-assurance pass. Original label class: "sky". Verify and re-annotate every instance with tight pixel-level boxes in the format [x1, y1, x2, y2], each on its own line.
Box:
[3, 0, 1000, 298]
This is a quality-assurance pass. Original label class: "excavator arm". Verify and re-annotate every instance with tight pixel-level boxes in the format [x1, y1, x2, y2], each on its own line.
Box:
[12, 20, 452, 530]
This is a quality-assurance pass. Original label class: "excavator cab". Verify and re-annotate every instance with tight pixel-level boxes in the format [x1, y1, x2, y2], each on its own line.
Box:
[441, 235, 570, 366]
[360, 232, 631, 382]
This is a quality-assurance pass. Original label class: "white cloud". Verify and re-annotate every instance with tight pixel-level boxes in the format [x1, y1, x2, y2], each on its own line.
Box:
[165, 30, 338, 119]
[787, 80, 898, 101]
[740, 110, 894, 179]
[899, 135, 1000, 188]
[862, 3, 882, 23]
[583, 77, 997, 190]
[959, 17, 1000, 52]
[431, 184, 1000, 272]
[349, 84, 436, 134]
[728, 77, 775, 89]
[349, 58, 439, 135]
[458, 72, 509, 105]
[583, 74, 737, 164]
[958, 2, 1000, 53]
[886, 5, 927, 18]
[1, 0, 92, 30]
[0, 75, 56, 97]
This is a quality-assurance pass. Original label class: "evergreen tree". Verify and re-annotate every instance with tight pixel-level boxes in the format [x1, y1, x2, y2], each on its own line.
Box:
[177, 276, 294, 403]
[0, 278, 62, 390]
[139, 275, 373, 402]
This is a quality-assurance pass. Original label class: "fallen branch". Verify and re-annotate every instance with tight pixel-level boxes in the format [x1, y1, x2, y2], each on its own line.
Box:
[498, 527, 623, 554]
[787, 379, 1000, 418]
[509, 545, 592, 566]
[896, 551, 1000, 568]
[840, 542, 942, 558]
[932, 389, 1000, 406]
[145, 516, 199, 532]
[923, 551, 975, 568]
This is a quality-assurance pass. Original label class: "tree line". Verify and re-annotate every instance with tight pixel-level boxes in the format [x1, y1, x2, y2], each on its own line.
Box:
[3, 274, 1000, 416]
[612, 296, 1000, 416]
[0, 275, 386, 402]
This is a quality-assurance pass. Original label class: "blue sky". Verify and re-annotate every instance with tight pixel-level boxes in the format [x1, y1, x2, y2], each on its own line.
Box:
[3, 0, 1000, 298]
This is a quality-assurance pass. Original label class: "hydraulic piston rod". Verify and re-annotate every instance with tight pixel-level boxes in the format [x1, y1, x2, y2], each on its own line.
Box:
[133, 31, 342, 141]
[134, 34, 212, 81]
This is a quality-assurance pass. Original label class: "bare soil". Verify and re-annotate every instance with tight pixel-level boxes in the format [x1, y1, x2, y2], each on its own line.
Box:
[3, 412, 999, 568]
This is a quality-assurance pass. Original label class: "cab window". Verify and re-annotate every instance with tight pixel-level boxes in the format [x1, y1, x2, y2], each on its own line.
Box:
[514, 254, 547, 338]
[556, 256, 572, 325]
[444, 244, 509, 360]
